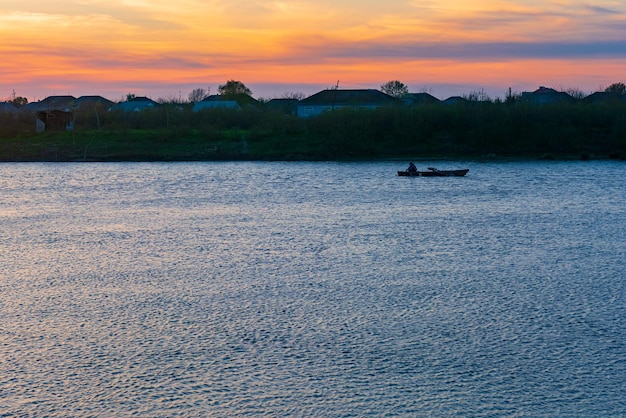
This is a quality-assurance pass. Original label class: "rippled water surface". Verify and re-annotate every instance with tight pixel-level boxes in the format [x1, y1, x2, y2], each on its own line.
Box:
[1, 161, 625, 417]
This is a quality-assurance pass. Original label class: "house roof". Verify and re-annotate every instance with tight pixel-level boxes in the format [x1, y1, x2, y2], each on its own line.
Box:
[0, 102, 18, 113]
[193, 100, 241, 111]
[267, 98, 299, 105]
[202, 94, 259, 107]
[129, 96, 158, 103]
[300, 89, 398, 106]
[442, 96, 469, 104]
[521, 87, 575, 104]
[109, 97, 159, 112]
[403, 93, 440, 105]
[25, 95, 77, 111]
[533, 86, 560, 94]
[266, 98, 299, 113]
[75, 96, 114, 107]
[583, 91, 622, 104]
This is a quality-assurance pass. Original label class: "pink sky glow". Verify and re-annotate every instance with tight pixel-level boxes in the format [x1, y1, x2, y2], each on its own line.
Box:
[1, 0, 625, 102]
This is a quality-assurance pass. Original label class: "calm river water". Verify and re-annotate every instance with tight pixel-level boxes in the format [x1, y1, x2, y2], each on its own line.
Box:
[1, 161, 624, 417]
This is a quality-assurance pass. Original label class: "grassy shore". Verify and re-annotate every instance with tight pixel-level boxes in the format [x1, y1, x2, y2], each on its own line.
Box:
[0, 128, 621, 162]
[0, 129, 342, 162]
[1, 103, 625, 162]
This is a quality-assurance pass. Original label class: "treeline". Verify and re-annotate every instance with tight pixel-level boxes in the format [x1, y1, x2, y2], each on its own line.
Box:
[1, 100, 625, 161]
[306, 101, 626, 159]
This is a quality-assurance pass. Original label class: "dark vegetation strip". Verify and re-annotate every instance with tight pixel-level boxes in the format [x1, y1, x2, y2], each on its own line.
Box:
[1, 102, 625, 162]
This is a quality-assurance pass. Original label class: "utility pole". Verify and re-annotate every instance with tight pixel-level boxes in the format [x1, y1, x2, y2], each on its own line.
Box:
[331, 80, 339, 111]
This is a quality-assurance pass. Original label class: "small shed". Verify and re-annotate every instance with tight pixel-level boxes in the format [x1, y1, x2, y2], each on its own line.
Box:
[36, 110, 74, 132]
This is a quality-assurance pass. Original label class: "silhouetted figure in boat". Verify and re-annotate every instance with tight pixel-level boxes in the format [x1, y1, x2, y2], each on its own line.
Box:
[407, 162, 418, 173]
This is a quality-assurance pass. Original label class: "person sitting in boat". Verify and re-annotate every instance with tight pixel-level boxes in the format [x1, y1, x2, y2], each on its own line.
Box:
[407, 162, 418, 173]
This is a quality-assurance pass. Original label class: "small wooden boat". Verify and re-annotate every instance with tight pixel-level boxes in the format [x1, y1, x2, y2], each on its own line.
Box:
[398, 167, 469, 177]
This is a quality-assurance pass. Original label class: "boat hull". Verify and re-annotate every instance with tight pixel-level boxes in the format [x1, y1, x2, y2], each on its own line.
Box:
[398, 169, 469, 177]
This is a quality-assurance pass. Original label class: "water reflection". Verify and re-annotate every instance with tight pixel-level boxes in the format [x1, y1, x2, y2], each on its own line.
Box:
[1, 161, 625, 416]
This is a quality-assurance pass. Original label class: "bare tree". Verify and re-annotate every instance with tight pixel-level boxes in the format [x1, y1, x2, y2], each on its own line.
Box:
[380, 80, 409, 97]
[189, 88, 210, 103]
[563, 87, 587, 100]
[280, 91, 306, 100]
[418, 86, 434, 94]
[157, 93, 187, 105]
[464, 88, 491, 102]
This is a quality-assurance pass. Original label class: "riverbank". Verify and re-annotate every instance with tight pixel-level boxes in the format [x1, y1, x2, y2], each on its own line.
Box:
[2, 102, 625, 162]
[0, 128, 623, 162]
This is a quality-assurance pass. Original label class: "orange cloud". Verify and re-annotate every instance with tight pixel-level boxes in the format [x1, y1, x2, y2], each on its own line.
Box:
[1, 1, 625, 100]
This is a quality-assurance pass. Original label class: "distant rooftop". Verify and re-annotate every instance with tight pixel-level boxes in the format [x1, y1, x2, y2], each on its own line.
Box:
[300, 89, 398, 106]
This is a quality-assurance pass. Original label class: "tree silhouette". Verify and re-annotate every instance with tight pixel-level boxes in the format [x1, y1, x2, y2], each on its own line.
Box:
[218, 80, 252, 96]
[381, 80, 409, 97]
[10, 96, 28, 107]
[604, 82, 626, 95]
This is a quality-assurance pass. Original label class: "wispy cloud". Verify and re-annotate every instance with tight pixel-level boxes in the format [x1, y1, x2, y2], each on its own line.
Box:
[1, 0, 625, 99]
[296, 40, 626, 61]
[585, 5, 620, 14]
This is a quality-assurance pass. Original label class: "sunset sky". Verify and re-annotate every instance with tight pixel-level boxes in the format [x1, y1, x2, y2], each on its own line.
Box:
[1, 0, 625, 102]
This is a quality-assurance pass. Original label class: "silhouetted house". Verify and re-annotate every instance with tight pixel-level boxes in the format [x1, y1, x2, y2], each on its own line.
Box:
[403, 92, 440, 106]
[109, 96, 159, 112]
[74, 95, 114, 110]
[36, 110, 73, 132]
[193, 95, 241, 111]
[521, 87, 575, 105]
[225, 93, 260, 108]
[192, 94, 259, 112]
[297, 89, 398, 118]
[266, 98, 299, 115]
[442, 96, 469, 105]
[583, 91, 622, 104]
[0, 102, 18, 113]
[71, 96, 114, 129]
[25, 95, 76, 112]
